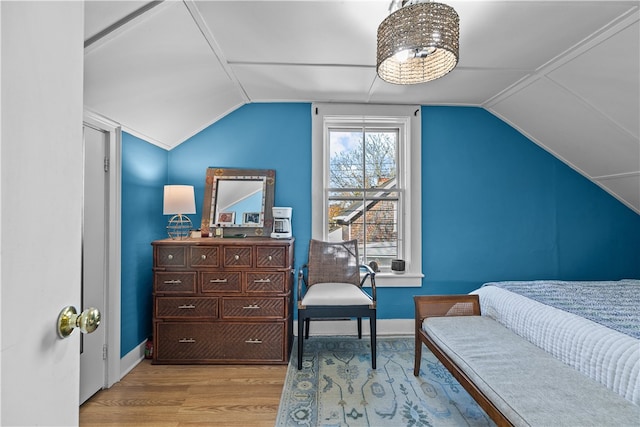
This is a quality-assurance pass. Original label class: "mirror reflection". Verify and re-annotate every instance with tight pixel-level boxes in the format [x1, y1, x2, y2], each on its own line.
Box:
[201, 168, 275, 237]
[213, 179, 265, 227]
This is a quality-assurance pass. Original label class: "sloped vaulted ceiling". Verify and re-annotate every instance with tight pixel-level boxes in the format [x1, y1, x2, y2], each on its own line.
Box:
[84, 1, 640, 214]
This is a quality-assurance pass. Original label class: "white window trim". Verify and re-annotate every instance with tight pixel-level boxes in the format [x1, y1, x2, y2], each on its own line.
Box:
[312, 103, 423, 287]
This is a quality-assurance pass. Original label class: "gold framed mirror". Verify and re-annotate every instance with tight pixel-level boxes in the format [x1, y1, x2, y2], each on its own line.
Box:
[201, 168, 275, 237]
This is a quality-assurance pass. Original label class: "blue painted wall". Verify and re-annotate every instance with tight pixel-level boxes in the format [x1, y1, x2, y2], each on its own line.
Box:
[167, 103, 312, 270]
[421, 107, 640, 293]
[121, 132, 168, 357]
[120, 104, 640, 356]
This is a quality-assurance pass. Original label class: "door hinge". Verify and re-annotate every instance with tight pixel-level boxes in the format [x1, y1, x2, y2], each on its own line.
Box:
[103, 344, 108, 360]
[104, 157, 110, 172]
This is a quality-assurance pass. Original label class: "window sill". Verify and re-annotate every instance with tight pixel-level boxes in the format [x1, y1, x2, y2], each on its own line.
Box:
[364, 272, 424, 287]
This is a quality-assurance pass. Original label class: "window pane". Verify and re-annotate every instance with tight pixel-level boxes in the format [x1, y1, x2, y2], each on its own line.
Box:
[327, 192, 362, 241]
[327, 191, 399, 268]
[362, 199, 399, 268]
[364, 130, 397, 190]
[329, 129, 364, 190]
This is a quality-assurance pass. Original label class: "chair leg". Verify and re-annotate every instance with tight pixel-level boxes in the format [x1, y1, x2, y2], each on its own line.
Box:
[297, 314, 305, 370]
[370, 315, 377, 369]
[357, 317, 362, 339]
[304, 318, 310, 339]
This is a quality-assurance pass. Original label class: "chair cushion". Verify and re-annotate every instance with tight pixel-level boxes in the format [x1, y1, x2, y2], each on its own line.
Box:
[301, 282, 372, 306]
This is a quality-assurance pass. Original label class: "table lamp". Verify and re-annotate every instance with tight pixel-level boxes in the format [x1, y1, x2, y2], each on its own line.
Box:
[163, 185, 196, 239]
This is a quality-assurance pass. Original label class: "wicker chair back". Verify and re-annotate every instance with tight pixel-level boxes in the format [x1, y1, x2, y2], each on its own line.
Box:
[306, 239, 360, 288]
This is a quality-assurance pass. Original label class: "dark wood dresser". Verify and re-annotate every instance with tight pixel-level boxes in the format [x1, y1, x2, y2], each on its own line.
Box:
[151, 237, 294, 364]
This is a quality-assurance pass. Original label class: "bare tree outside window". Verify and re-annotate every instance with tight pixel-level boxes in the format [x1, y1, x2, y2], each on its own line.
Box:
[328, 128, 400, 268]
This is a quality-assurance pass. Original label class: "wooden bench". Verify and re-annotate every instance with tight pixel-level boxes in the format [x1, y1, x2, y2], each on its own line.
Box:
[414, 295, 640, 427]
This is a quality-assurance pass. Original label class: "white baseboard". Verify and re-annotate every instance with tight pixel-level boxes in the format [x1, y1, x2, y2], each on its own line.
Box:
[119, 339, 147, 380]
[114, 320, 412, 381]
[293, 318, 413, 336]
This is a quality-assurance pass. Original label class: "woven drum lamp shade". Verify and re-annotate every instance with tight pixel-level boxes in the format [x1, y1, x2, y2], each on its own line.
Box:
[377, 1, 459, 85]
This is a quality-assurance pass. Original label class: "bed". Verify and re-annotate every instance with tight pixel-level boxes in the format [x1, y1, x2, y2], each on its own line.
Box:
[414, 279, 640, 426]
[472, 279, 639, 405]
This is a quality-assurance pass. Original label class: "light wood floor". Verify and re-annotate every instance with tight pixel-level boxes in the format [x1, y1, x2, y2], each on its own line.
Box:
[79, 360, 288, 427]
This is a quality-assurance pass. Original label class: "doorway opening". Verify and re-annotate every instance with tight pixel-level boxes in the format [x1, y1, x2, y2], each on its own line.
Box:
[81, 112, 122, 403]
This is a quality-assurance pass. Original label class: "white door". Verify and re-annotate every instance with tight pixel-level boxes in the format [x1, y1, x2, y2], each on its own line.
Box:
[80, 125, 109, 403]
[0, 2, 85, 425]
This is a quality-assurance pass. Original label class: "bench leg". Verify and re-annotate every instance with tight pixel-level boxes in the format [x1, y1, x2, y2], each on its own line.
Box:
[414, 334, 422, 376]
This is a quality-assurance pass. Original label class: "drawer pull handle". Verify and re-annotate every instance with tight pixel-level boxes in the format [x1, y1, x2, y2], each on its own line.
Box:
[243, 304, 260, 309]
[167, 254, 174, 260]
[234, 255, 240, 260]
[164, 279, 182, 285]
[245, 339, 262, 344]
[178, 304, 196, 309]
[179, 338, 196, 343]
[268, 255, 272, 261]
[201, 254, 207, 260]
[209, 278, 228, 283]
[253, 278, 271, 283]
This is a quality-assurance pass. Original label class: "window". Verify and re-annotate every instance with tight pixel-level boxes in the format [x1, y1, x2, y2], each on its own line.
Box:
[328, 126, 400, 268]
[312, 103, 423, 287]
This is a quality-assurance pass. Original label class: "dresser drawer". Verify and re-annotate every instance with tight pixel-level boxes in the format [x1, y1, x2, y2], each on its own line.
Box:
[190, 246, 219, 267]
[155, 323, 225, 361]
[156, 246, 187, 268]
[223, 246, 252, 267]
[201, 272, 241, 293]
[256, 246, 287, 268]
[222, 297, 285, 319]
[156, 297, 218, 319]
[155, 322, 285, 363]
[155, 272, 196, 293]
[246, 272, 287, 293]
[217, 322, 285, 361]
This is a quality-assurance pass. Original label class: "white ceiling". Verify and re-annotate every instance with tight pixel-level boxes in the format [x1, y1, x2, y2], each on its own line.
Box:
[84, 1, 640, 214]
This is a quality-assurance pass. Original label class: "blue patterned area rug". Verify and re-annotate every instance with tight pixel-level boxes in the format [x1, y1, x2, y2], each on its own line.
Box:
[276, 336, 494, 427]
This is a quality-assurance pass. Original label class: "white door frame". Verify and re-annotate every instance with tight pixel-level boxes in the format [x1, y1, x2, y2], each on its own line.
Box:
[83, 111, 122, 389]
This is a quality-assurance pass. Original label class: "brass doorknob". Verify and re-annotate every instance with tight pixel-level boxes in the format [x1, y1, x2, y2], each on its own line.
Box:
[57, 306, 101, 339]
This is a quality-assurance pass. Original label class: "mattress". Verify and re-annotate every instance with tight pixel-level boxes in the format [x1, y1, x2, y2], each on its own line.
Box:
[424, 316, 640, 426]
[471, 281, 640, 405]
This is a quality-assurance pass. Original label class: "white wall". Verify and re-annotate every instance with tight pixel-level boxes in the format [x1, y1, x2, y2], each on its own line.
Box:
[1, 2, 84, 425]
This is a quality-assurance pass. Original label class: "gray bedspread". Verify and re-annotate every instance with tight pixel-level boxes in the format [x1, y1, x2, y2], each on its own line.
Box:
[473, 280, 640, 404]
[483, 279, 640, 338]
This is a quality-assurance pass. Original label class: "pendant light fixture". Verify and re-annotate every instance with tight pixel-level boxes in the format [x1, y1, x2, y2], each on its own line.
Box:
[377, 0, 459, 85]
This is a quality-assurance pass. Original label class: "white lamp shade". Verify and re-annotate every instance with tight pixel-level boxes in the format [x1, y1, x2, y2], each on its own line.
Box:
[163, 185, 196, 215]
